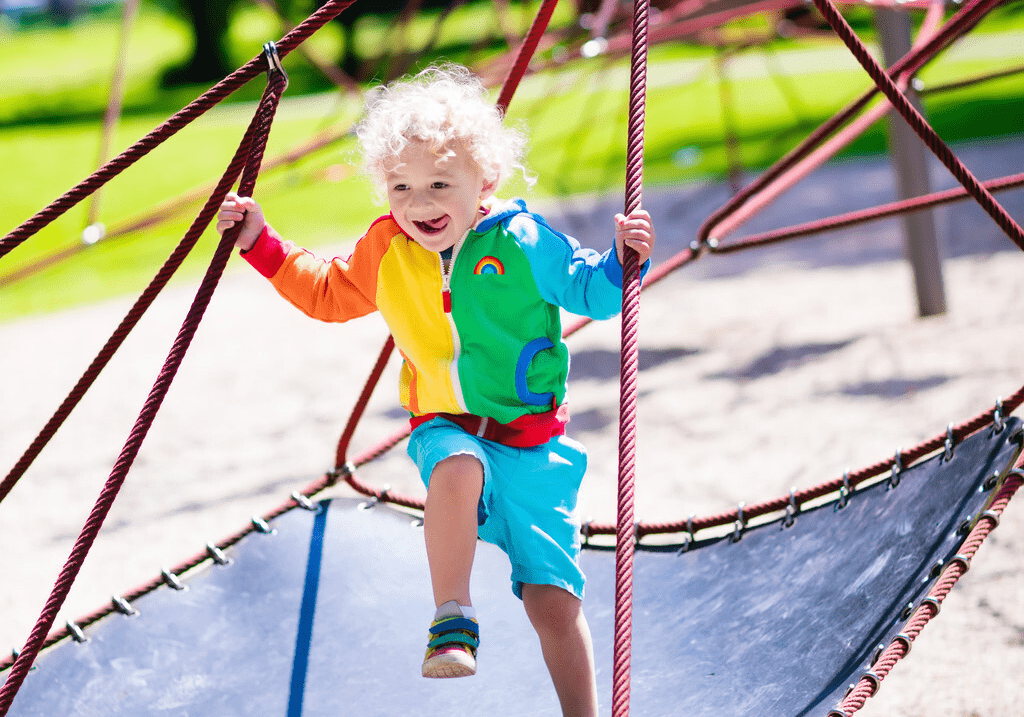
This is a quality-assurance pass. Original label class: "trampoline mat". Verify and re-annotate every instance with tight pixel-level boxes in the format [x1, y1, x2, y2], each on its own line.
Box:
[3, 417, 1021, 716]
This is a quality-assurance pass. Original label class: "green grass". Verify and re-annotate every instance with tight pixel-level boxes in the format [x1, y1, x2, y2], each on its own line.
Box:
[1, 1, 1023, 323]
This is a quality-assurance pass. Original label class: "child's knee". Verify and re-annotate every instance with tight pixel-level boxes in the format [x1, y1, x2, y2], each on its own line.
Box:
[522, 583, 585, 634]
[429, 453, 484, 493]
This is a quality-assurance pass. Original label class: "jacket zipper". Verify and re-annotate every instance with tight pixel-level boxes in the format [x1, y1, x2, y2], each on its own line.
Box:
[440, 232, 469, 412]
[440, 233, 467, 314]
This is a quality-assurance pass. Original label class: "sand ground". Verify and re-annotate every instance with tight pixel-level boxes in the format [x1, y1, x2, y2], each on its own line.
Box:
[1, 143, 1023, 714]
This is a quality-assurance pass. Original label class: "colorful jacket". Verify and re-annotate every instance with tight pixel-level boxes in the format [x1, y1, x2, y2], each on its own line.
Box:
[243, 198, 638, 425]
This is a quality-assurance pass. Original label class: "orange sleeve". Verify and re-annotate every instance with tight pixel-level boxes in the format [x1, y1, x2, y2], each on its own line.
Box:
[264, 217, 400, 323]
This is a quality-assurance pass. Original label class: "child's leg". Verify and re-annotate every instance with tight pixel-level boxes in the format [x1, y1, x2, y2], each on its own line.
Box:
[421, 453, 484, 679]
[423, 453, 483, 607]
[521, 583, 598, 717]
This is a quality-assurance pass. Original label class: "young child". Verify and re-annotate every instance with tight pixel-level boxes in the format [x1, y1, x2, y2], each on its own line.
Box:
[217, 63, 654, 717]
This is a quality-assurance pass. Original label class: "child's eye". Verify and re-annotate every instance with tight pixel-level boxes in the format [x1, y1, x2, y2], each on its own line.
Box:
[431, 181, 449, 189]
[392, 183, 409, 191]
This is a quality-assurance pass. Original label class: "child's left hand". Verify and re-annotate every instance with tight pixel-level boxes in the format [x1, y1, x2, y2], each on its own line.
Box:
[614, 209, 655, 266]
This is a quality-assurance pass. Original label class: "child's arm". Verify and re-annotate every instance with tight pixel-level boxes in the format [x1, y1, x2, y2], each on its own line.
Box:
[614, 209, 656, 266]
[216, 192, 266, 251]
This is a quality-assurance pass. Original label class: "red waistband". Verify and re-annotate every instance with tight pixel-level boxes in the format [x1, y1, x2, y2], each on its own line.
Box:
[410, 405, 568, 448]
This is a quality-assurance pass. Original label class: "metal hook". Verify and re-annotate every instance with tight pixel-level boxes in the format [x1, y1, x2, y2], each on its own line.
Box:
[888, 451, 903, 488]
[836, 470, 853, 510]
[731, 502, 746, 542]
[66, 620, 88, 644]
[111, 595, 138, 617]
[263, 41, 289, 91]
[291, 491, 318, 511]
[993, 398, 1005, 433]
[784, 487, 799, 527]
[943, 423, 955, 461]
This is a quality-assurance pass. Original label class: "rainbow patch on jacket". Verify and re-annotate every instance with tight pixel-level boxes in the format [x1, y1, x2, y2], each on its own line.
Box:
[473, 256, 505, 275]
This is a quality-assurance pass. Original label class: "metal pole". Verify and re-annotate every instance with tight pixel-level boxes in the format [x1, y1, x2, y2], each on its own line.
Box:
[875, 7, 947, 317]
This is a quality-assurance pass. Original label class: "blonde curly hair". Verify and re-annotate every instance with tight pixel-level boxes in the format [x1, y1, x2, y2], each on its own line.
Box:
[355, 64, 530, 193]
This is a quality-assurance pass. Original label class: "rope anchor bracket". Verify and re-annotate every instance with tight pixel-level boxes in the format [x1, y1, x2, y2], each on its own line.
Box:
[263, 41, 289, 91]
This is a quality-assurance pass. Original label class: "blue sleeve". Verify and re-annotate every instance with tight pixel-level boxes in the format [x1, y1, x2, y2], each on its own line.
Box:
[508, 212, 647, 320]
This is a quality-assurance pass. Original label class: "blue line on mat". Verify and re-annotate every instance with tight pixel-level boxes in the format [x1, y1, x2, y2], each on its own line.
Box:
[287, 498, 331, 717]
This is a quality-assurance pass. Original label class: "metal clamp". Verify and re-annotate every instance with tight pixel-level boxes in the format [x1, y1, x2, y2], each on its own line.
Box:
[263, 41, 289, 91]
[161, 568, 186, 591]
[784, 488, 799, 528]
[66, 620, 88, 643]
[327, 461, 357, 485]
[920, 595, 942, 615]
[358, 485, 390, 510]
[251, 516, 275, 534]
[836, 470, 852, 510]
[677, 515, 696, 553]
[943, 423, 955, 461]
[993, 398, 1005, 433]
[980, 508, 1002, 529]
[111, 595, 138, 617]
[291, 491, 318, 511]
[731, 502, 746, 542]
[947, 554, 971, 574]
[861, 670, 882, 695]
[206, 542, 232, 566]
[892, 632, 913, 655]
[888, 451, 903, 489]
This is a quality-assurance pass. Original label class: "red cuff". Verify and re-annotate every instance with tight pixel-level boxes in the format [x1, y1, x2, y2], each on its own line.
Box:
[241, 224, 289, 278]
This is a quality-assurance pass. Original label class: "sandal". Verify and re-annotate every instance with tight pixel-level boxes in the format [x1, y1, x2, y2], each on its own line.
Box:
[422, 612, 479, 678]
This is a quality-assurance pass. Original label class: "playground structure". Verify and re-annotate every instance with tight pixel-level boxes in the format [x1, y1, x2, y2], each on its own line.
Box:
[2, 0, 1024, 715]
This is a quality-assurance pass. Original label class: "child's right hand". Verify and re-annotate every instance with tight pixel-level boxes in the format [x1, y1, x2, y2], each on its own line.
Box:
[217, 192, 265, 252]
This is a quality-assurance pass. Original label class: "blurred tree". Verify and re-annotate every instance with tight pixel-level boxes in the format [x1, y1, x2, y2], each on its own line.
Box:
[47, 0, 77, 25]
[162, 0, 239, 86]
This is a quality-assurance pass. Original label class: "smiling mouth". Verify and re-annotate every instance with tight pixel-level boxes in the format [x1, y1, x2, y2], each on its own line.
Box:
[414, 216, 449, 235]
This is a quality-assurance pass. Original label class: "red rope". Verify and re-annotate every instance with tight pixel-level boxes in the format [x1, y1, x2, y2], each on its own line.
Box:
[0, 0, 357, 506]
[831, 465, 1024, 716]
[0, 0, 357, 261]
[0, 64, 289, 717]
[612, 1, 650, 715]
[333, 335, 396, 471]
[716, 172, 1024, 254]
[495, 0, 561, 114]
[695, 0, 1003, 249]
[810, 0, 1024, 250]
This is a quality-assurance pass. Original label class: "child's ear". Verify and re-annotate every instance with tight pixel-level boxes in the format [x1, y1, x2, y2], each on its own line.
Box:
[480, 176, 498, 200]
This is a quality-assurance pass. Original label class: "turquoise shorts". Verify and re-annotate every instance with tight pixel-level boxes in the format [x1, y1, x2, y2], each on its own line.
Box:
[407, 417, 587, 600]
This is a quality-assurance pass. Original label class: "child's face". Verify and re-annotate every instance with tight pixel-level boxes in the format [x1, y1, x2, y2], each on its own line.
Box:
[384, 139, 496, 253]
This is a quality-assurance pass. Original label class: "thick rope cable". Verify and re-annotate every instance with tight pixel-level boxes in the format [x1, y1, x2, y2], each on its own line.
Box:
[717, 172, 1024, 254]
[495, 0, 560, 114]
[333, 335, 396, 472]
[809, 0, 1024, 251]
[0, 0, 357, 260]
[612, 1, 649, 715]
[0, 0, 358, 506]
[829, 465, 1024, 717]
[695, 0, 1003, 250]
[0, 63, 289, 717]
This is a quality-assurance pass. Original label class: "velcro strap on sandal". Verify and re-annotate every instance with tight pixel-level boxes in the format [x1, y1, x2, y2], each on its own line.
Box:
[428, 617, 478, 636]
[428, 631, 480, 651]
